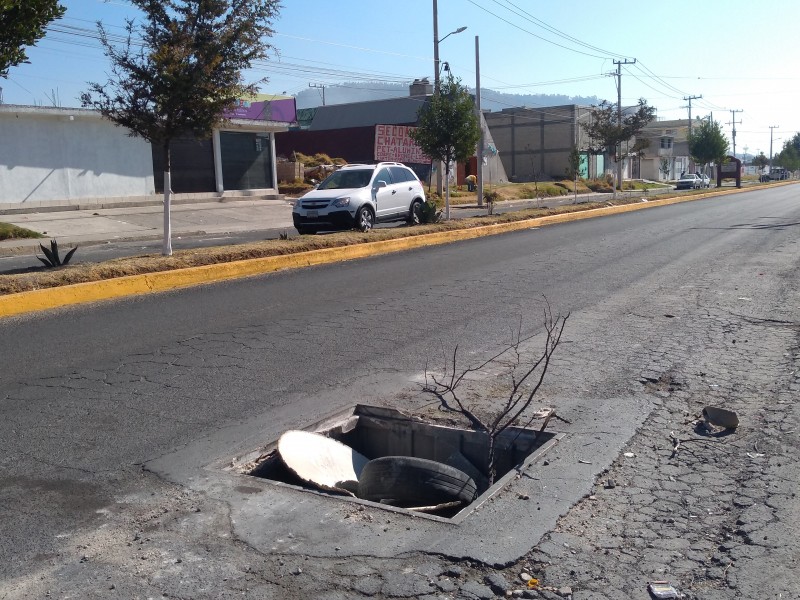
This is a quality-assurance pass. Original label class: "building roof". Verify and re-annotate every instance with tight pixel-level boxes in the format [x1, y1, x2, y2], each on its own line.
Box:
[310, 96, 428, 131]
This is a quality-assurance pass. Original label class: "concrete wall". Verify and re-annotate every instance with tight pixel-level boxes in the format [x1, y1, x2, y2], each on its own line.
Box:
[0, 106, 154, 206]
[484, 104, 594, 182]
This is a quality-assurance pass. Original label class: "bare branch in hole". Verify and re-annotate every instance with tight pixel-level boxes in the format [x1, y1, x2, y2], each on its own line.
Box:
[422, 298, 570, 483]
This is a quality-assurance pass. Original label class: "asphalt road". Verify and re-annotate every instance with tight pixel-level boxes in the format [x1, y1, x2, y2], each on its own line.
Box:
[1, 185, 798, 598]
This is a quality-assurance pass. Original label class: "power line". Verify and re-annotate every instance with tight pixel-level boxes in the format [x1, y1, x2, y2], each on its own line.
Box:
[489, 0, 629, 59]
[463, 0, 620, 59]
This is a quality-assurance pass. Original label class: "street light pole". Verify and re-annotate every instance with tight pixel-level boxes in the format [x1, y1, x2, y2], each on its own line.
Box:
[432, 1, 466, 201]
[475, 34, 483, 208]
[769, 125, 779, 175]
[433, 0, 440, 92]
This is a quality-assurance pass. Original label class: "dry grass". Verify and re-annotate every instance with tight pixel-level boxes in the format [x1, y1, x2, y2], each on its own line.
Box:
[0, 196, 658, 296]
[0, 223, 44, 241]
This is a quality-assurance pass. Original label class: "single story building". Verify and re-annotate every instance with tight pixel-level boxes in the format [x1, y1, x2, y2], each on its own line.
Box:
[275, 79, 508, 188]
[483, 104, 606, 183]
[0, 97, 295, 210]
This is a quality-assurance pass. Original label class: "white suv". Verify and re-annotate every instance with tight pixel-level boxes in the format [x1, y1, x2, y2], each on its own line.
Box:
[292, 162, 427, 234]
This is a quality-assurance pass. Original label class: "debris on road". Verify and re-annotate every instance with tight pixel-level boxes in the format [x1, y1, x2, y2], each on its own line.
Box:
[702, 405, 739, 429]
[647, 580, 679, 598]
[278, 431, 480, 511]
[358, 456, 477, 508]
[277, 430, 369, 495]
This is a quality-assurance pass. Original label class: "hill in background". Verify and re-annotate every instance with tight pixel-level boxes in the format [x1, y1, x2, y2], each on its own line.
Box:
[295, 81, 604, 112]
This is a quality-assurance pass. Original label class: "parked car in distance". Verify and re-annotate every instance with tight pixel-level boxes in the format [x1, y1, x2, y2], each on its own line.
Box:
[696, 174, 711, 188]
[761, 168, 790, 182]
[292, 162, 426, 234]
[675, 173, 705, 190]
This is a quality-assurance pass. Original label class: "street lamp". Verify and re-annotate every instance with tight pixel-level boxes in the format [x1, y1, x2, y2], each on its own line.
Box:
[434, 25, 467, 91]
[440, 26, 467, 43]
[433, 1, 466, 199]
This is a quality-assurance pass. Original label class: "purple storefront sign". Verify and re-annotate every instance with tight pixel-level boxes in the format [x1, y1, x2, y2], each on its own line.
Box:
[225, 98, 296, 123]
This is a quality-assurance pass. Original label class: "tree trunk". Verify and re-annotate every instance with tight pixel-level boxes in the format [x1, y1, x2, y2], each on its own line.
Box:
[487, 433, 496, 485]
[162, 142, 173, 256]
[444, 161, 451, 220]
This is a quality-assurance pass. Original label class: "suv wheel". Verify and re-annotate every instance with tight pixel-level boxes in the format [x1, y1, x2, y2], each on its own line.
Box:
[355, 206, 374, 232]
[407, 200, 423, 225]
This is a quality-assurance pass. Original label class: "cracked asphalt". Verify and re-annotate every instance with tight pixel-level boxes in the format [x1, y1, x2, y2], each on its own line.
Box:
[1, 186, 798, 599]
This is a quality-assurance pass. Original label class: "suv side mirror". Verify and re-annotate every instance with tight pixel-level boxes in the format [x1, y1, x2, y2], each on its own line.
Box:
[374, 180, 388, 189]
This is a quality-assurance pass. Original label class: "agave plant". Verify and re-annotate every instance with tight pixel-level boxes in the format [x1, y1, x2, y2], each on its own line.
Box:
[37, 239, 77, 268]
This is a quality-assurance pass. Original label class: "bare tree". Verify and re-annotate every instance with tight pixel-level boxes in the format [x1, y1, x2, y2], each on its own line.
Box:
[423, 301, 569, 483]
[81, 0, 279, 256]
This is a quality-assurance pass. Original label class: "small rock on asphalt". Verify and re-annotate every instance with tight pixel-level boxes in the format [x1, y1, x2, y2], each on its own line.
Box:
[485, 572, 510, 594]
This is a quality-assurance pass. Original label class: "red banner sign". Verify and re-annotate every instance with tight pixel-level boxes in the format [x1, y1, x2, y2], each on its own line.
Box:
[374, 125, 430, 164]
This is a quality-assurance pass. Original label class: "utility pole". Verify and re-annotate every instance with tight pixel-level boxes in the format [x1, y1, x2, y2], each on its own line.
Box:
[769, 125, 779, 174]
[727, 109, 742, 158]
[431, 0, 466, 202]
[683, 95, 702, 172]
[433, 0, 440, 92]
[613, 59, 635, 198]
[683, 95, 702, 140]
[309, 83, 326, 106]
[475, 35, 484, 207]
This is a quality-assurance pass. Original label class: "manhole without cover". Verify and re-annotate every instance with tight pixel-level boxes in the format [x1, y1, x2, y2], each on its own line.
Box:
[229, 404, 561, 523]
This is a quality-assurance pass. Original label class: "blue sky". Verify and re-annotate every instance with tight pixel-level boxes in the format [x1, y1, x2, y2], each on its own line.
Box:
[3, 0, 799, 158]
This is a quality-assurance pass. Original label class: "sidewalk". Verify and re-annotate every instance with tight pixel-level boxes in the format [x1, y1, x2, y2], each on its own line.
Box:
[0, 198, 296, 256]
[0, 188, 667, 259]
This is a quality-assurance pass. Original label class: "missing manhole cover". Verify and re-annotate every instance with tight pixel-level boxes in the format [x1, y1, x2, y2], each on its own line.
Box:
[227, 405, 561, 523]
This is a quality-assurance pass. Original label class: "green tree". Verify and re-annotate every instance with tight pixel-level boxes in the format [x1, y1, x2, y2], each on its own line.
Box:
[582, 98, 656, 195]
[752, 152, 769, 172]
[410, 73, 480, 219]
[688, 120, 729, 177]
[0, 0, 65, 77]
[787, 132, 800, 154]
[81, 0, 279, 256]
[565, 145, 581, 180]
[773, 133, 800, 172]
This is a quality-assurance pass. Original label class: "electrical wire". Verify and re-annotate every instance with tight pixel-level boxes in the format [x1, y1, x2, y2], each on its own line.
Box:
[463, 0, 618, 60]
[41, 10, 745, 128]
[490, 0, 628, 59]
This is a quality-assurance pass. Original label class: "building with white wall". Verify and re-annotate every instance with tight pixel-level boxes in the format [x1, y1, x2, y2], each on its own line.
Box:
[636, 118, 693, 181]
[0, 100, 295, 210]
[0, 105, 154, 207]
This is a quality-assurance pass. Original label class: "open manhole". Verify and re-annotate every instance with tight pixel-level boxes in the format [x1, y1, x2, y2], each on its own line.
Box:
[229, 404, 561, 523]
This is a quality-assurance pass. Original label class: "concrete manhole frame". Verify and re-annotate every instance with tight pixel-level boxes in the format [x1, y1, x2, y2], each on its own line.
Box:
[221, 404, 563, 524]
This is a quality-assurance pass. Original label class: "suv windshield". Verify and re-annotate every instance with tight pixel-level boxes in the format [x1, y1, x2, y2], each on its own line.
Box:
[318, 169, 373, 190]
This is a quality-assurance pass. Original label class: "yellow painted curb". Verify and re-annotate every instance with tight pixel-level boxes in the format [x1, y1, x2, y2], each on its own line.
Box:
[0, 182, 794, 318]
